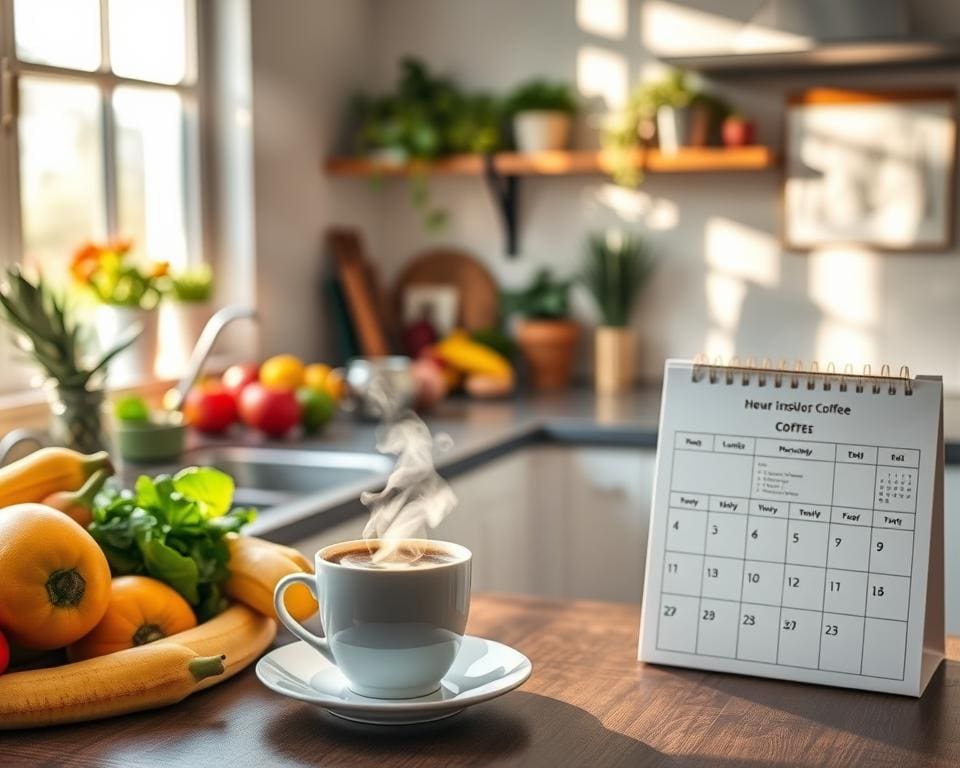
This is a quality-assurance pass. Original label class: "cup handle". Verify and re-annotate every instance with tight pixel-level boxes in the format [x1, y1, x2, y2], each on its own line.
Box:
[274, 572, 335, 664]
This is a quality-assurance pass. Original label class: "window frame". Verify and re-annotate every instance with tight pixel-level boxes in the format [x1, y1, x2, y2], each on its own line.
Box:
[0, 0, 205, 271]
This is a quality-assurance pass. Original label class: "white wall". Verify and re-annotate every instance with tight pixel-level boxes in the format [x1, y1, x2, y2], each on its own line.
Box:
[342, 0, 960, 389]
[248, 0, 377, 362]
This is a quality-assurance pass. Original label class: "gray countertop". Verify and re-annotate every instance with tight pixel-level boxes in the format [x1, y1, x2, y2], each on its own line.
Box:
[195, 385, 960, 544]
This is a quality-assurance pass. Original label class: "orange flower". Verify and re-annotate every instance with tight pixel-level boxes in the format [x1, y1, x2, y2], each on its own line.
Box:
[149, 261, 170, 278]
[107, 237, 133, 255]
[70, 243, 102, 284]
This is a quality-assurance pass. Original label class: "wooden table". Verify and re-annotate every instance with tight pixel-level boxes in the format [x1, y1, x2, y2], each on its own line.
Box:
[6, 594, 960, 767]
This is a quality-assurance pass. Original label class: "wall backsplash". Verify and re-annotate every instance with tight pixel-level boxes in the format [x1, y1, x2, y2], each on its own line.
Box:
[251, 0, 960, 391]
[350, 0, 960, 391]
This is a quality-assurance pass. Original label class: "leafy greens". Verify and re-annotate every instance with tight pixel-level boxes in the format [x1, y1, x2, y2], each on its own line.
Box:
[88, 467, 256, 620]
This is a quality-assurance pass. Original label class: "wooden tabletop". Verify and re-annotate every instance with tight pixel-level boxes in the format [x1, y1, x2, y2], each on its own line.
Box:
[5, 593, 960, 767]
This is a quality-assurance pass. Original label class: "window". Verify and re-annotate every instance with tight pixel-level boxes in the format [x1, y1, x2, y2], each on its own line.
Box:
[0, 0, 201, 279]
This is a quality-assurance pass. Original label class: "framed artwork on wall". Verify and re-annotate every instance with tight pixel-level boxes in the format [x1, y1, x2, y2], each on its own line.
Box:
[783, 88, 957, 251]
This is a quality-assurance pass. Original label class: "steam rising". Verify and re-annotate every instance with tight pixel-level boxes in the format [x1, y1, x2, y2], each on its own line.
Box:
[360, 411, 457, 563]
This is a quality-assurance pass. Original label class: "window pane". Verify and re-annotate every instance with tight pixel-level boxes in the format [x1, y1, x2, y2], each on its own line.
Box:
[114, 87, 191, 270]
[14, 0, 101, 71]
[109, 0, 189, 84]
[18, 77, 106, 279]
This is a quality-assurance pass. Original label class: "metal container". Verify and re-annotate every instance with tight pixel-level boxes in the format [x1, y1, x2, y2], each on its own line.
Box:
[338, 356, 416, 421]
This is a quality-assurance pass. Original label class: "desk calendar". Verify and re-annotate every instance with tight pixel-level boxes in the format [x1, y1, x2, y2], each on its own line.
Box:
[638, 359, 945, 696]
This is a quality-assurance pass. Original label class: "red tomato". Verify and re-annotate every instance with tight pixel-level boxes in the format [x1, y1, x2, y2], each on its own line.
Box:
[222, 363, 260, 400]
[238, 382, 301, 437]
[0, 628, 8, 675]
[184, 384, 238, 434]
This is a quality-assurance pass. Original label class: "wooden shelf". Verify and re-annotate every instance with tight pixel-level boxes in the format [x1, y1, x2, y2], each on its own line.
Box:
[324, 147, 778, 257]
[324, 147, 779, 178]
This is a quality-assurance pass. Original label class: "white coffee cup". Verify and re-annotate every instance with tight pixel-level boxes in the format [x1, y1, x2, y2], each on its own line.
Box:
[274, 538, 472, 699]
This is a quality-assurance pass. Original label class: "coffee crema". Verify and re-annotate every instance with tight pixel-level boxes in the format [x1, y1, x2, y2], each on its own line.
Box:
[327, 544, 457, 570]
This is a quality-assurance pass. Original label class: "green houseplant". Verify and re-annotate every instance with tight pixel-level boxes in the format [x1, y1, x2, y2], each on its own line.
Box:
[0, 268, 139, 451]
[505, 80, 577, 153]
[353, 58, 505, 232]
[504, 269, 579, 391]
[582, 231, 656, 393]
[602, 71, 729, 185]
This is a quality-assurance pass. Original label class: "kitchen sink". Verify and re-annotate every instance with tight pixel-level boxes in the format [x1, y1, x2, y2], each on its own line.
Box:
[175, 446, 393, 509]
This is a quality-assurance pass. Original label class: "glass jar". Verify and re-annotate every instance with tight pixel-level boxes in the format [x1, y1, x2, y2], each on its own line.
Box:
[46, 384, 109, 453]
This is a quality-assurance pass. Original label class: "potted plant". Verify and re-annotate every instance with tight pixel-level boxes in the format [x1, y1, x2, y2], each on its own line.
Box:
[582, 231, 655, 394]
[0, 269, 139, 452]
[722, 112, 757, 147]
[158, 264, 215, 376]
[505, 79, 577, 153]
[70, 239, 167, 384]
[505, 269, 578, 391]
[353, 58, 504, 232]
[602, 71, 729, 183]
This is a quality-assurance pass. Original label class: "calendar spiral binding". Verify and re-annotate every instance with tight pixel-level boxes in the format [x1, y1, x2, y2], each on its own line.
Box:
[691, 356, 913, 396]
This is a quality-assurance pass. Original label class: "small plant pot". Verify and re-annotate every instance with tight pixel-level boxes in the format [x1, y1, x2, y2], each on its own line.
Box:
[513, 111, 572, 153]
[722, 117, 756, 148]
[94, 305, 159, 384]
[656, 105, 710, 153]
[594, 326, 635, 394]
[114, 414, 186, 464]
[516, 319, 579, 391]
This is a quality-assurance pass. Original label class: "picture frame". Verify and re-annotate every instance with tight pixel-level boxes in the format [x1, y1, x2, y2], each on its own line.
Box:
[783, 88, 958, 252]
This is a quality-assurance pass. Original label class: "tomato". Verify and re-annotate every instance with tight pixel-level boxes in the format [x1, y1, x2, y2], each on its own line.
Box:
[0, 628, 8, 675]
[222, 363, 259, 400]
[239, 383, 301, 437]
[183, 384, 238, 434]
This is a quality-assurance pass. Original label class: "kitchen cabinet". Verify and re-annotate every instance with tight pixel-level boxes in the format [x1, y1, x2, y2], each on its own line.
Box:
[296, 444, 960, 634]
[295, 446, 657, 604]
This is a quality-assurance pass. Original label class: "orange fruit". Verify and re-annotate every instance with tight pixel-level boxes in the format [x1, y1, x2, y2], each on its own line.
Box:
[323, 369, 346, 401]
[303, 363, 332, 391]
[259, 354, 305, 391]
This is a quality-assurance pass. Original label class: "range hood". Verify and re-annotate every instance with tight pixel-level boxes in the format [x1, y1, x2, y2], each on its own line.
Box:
[651, 0, 960, 74]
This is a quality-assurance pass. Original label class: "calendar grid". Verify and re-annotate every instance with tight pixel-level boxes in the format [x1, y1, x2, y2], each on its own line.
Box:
[857, 460, 881, 675]
[656, 431, 920, 681]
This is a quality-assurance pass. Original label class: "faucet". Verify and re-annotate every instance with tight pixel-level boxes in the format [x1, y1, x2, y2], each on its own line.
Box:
[166, 305, 258, 411]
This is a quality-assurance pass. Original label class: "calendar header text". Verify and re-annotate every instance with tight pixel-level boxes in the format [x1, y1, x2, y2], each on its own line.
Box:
[743, 398, 852, 435]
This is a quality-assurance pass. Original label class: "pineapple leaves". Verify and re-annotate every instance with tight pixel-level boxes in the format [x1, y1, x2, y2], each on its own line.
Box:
[0, 267, 141, 389]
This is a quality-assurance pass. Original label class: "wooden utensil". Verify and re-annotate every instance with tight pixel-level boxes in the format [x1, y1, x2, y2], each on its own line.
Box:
[328, 228, 391, 356]
[393, 248, 499, 332]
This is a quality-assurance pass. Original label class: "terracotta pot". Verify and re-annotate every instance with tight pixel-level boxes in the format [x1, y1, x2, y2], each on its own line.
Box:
[516, 319, 579, 391]
[594, 326, 634, 394]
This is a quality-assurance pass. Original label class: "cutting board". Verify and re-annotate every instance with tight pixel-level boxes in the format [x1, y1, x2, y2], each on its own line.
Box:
[393, 249, 499, 332]
[328, 228, 391, 356]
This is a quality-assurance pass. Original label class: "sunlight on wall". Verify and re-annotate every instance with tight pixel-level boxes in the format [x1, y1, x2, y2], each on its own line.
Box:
[809, 246, 879, 366]
[576, 45, 628, 110]
[576, 0, 627, 40]
[808, 247, 879, 326]
[588, 184, 679, 230]
[705, 217, 780, 288]
[706, 273, 746, 331]
[702, 217, 781, 362]
[640, 0, 811, 55]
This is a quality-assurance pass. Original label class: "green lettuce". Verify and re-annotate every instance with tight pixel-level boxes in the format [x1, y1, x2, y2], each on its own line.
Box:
[89, 467, 256, 620]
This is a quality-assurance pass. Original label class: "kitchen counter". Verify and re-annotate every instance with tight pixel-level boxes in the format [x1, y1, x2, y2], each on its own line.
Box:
[234, 386, 960, 543]
[8, 593, 959, 767]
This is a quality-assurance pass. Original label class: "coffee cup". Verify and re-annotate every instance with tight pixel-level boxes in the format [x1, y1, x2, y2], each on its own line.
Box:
[273, 538, 472, 699]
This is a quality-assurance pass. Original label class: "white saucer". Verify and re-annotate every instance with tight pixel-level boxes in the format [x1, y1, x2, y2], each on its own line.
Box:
[256, 635, 532, 725]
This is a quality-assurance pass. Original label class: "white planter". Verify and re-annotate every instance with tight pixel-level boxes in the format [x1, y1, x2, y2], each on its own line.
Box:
[94, 305, 160, 385]
[513, 111, 572, 153]
[158, 301, 215, 378]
